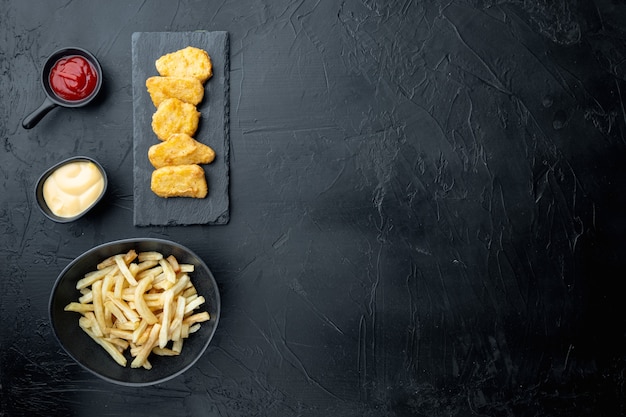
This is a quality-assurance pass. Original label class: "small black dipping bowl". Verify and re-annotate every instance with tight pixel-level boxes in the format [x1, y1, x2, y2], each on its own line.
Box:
[35, 156, 108, 223]
[22, 47, 103, 129]
[49, 238, 221, 386]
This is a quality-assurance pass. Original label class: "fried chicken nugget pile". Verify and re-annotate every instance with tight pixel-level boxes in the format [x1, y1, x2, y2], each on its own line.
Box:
[146, 46, 216, 199]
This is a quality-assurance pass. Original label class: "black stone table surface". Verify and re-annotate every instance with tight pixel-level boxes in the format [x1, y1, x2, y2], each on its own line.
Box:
[1, 1, 625, 416]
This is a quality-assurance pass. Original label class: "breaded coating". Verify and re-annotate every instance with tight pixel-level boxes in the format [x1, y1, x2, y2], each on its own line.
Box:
[150, 164, 208, 198]
[151, 98, 200, 141]
[155, 46, 213, 84]
[148, 133, 215, 169]
[146, 76, 205, 107]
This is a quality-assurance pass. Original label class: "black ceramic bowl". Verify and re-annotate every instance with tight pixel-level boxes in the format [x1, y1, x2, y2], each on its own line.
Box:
[35, 156, 108, 223]
[49, 238, 221, 386]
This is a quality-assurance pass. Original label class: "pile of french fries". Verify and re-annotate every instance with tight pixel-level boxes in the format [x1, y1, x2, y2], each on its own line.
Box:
[64, 249, 210, 369]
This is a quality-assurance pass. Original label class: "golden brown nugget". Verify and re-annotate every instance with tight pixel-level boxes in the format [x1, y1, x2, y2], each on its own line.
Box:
[151, 164, 208, 198]
[151, 98, 200, 141]
[148, 133, 215, 169]
[155, 46, 213, 84]
[146, 76, 205, 107]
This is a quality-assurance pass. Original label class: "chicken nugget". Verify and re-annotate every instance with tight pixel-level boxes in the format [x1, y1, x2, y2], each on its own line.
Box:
[155, 46, 213, 84]
[146, 76, 205, 107]
[151, 98, 200, 141]
[148, 133, 215, 169]
[150, 164, 208, 198]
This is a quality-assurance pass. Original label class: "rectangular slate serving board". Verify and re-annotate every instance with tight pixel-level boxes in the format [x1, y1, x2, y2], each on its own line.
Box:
[131, 31, 230, 226]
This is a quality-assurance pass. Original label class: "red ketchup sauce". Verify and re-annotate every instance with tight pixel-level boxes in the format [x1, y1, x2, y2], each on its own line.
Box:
[49, 55, 98, 101]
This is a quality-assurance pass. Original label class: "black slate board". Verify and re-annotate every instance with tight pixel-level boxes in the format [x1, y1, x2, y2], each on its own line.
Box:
[131, 31, 229, 226]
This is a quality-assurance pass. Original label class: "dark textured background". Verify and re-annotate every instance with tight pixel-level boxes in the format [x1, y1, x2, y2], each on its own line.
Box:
[1, 0, 625, 416]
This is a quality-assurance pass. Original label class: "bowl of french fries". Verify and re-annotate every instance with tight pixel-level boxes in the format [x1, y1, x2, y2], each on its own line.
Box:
[49, 237, 220, 386]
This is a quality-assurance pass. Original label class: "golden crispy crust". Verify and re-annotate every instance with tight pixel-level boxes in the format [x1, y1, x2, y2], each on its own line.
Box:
[146, 76, 205, 107]
[150, 164, 208, 198]
[151, 98, 200, 141]
[155, 46, 213, 84]
[148, 133, 215, 169]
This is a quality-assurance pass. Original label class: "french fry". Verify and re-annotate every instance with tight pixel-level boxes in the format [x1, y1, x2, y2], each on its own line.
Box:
[170, 295, 186, 341]
[159, 258, 176, 284]
[103, 300, 114, 330]
[159, 290, 174, 348]
[64, 302, 94, 313]
[113, 272, 126, 300]
[138, 251, 163, 262]
[184, 312, 210, 326]
[115, 321, 140, 331]
[78, 290, 93, 304]
[131, 323, 161, 368]
[101, 274, 115, 329]
[133, 318, 149, 344]
[172, 338, 184, 354]
[97, 249, 137, 270]
[101, 273, 115, 299]
[152, 346, 180, 356]
[145, 299, 164, 309]
[76, 265, 116, 290]
[135, 324, 152, 346]
[134, 276, 159, 325]
[108, 328, 134, 340]
[182, 287, 197, 298]
[132, 260, 160, 275]
[106, 337, 130, 350]
[115, 254, 138, 286]
[166, 255, 180, 272]
[91, 280, 108, 335]
[82, 326, 127, 367]
[78, 316, 92, 330]
[184, 295, 205, 314]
